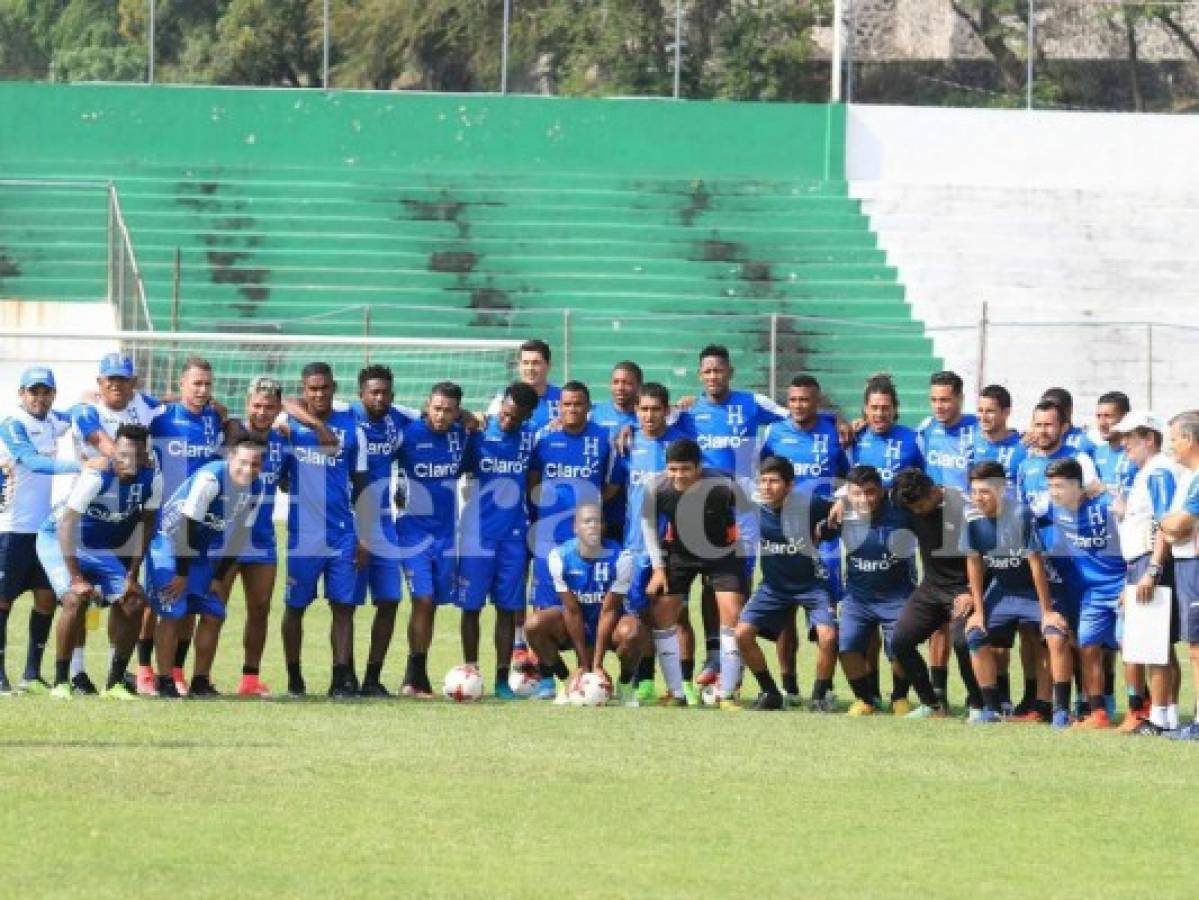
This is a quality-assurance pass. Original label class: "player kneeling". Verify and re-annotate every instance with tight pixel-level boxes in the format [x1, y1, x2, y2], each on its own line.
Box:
[736, 457, 837, 711]
[525, 504, 634, 704]
[147, 439, 266, 698]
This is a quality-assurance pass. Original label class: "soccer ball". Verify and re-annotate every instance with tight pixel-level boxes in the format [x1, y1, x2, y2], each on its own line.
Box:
[443, 665, 484, 703]
[700, 683, 720, 707]
[569, 672, 612, 707]
[507, 667, 540, 698]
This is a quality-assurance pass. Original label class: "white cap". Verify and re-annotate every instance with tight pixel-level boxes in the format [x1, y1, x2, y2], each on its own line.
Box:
[1111, 411, 1164, 435]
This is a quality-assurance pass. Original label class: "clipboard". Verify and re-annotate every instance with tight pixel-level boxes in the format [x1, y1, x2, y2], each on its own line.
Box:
[1121, 585, 1173, 665]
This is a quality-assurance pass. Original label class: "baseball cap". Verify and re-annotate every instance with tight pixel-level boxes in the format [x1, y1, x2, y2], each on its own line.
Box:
[19, 366, 56, 390]
[1111, 411, 1164, 435]
[98, 352, 135, 378]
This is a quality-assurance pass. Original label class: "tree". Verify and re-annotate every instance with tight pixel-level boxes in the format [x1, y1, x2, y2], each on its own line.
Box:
[950, 0, 1031, 95]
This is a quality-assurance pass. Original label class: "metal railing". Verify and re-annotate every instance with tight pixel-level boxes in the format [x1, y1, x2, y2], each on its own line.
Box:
[106, 183, 153, 332]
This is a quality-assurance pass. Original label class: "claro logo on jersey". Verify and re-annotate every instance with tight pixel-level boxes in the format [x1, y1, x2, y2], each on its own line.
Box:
[479, 456, 525, 475]
[166, 440, 215, 458]
[926, 449, 970, 471]
[295, 427, 347, 466]
[759, 538, 814, 557]
[850, 553, 901, 572]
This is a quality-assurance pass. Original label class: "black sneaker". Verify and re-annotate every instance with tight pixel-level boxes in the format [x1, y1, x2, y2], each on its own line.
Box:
[751, 691, 784, 711]
[156, 677, 181, 700]
[0, 672, 13, 696]
[188, 679, 221, 699]
[122, 672, 137, 694]
[359, 680, 392, 699]
[1132, 719, 1164, 737]
[328, 678, 359, 700]
[286, 679, 307, 698]
[71, 672, 99, 696]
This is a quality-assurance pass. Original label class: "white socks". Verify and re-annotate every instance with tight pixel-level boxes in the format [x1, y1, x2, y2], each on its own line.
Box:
[69, 647, 86, 678]
[653, 627, 684, 698]
[718, 626, 741, 700]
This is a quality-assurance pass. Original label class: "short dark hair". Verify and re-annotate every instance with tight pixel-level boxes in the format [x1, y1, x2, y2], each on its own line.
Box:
[698, 344, 730, 365]
[929, 370, 964, 395]
[519, 339, 551, 364]
[845, 464, 883, 489]
[759, 455, 795, 483]
[503, 381, 538, 414]
[968, 461, 1007, 483]
[115, 423, 149, 445]
[181, 356, 212, 375]
[978, 384, 1012, 410]
[1041, 387, 1073, 414]
[301, 361, 334, 381]
[430, 381, 463, 405]
[1045, 457, 1084, 485]
[1033, 399, 1063, 422]
[863, 373, 899, 412]
[638, 382, 670, 407]
[231, 435, 268, 455]
[561, 380, 590, 403]
[1097, 391, 1131, 416]
[612, 360, 643, 383]
[665, 438, 702, 466]
[790, 374, 821, 392]
[892, 467, 935, 509]
[358, 365, 394, 389]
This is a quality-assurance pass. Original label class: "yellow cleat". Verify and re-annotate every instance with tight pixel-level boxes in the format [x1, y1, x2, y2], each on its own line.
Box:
[847, 699, 878, 717]
[718, 698, 743, 712]
[891, 698, 914, 717]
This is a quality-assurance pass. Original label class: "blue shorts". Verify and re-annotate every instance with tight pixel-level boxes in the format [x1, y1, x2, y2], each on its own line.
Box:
[146, 545, 226, 621]
[981, 590, 1041, 648]
[36, 528, 127, 606]
[837, 594, 906, 659]
[285, 533, 360, 609]
[740, 584, 835, 642]
[0, 532, 50, 601]
[397, 522, 455, 605]
[353, 553, 403, 605]
[1077, 588, 1121, 648]
[530, 551, 560, 609]
[456, 533, 527, 613]
[579, 603, 602, 646]
[1176, 558, 1199, 643]
[623, 553, 653, 615]
[819, 538, 843, 602]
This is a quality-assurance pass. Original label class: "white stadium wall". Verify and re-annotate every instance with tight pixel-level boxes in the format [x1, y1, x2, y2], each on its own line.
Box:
[846, 104, 1199, 425]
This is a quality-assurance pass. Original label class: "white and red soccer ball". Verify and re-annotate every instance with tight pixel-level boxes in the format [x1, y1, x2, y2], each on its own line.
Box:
[443, 664, 484, 703]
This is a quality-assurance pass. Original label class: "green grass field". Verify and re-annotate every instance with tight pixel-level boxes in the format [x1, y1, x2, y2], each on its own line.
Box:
[3, 584, 1199, 899]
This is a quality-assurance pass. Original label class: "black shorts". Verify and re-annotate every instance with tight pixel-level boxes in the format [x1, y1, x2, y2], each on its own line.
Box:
[0, 532, 50, 602]
[666, 552, 746, 598]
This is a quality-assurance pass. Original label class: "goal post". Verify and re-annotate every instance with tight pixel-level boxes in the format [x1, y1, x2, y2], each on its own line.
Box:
[0, 329, 523, 413]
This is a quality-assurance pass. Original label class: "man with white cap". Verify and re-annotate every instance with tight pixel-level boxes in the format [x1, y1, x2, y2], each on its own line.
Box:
[1110, 411, 1181, 733]
[1161, 411, 1199, 738]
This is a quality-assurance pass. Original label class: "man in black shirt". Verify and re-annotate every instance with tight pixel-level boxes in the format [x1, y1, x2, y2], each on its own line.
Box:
[642, 439, 747, 707]
[888, 467, 984, 717]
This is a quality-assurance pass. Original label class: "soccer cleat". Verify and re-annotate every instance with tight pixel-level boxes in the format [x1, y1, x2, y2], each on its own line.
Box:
[905, 704, 947, 719]
[532, 677, 557, 701]
[783, 693, 804, 709]
[18, 676, 50, 696]
[101, 683, 137, 701]
[358, 680, 392, 699]
[1051, 710, 1072, 730]
[717, 698, 742, 712]
[188, 680, 221, 700]
[0, 673, 13, 696]
[1117, 709, 1149, 734]
[808, 696, 838, 713]
[399, 683, 435, 700]
[658, 692, 689, 708]
[494, 682, 518, 701]
[1131, 719, 1164, 737]
[891, 698, 914, 717]
[511, 647, 538, 676]
[615, 683, 638, 707]
[1071, 709, 1113, 730]
[49, 682, 72, 701]
[1103, 695, 1117, 720]
[635, 680, 657, 705]
[171, 667, 189, 697]
[1165, 722, 1199, 741]
[999, 701, 1016, 718]
[682, 682, 700, 707]
[1009, 708, 1049, 724]
[970, 709, 1001, 724]
[135, 665, 156, 696]
[751, 691, 783, 711]
[552, 688, 571, 706]
[237, 674, 271, 698]
[847, 700, 877, 717]
[71, 672, 98, 696]
[286, 679, 307, 699]
[156, 679, 182, 700]
[695, 662, 719, 688]
[967, 708, 985, 723]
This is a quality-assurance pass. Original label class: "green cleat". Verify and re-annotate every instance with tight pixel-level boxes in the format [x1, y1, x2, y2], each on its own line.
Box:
[616, 683, 638, 707]
[905, 704, 947, 720]
[18, 677, 50, 696]
[635, 680, 657, 705]
[101, 683, 137, 701]
[682, 682, 700, 707]
[49, 683, 72, 701]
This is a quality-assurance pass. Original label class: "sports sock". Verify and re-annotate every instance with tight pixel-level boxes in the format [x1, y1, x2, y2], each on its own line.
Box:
[718, 627, 741, 699]
[996, 673, 1011, 706]
[136, 637, 153, 668]
[0, 606, 9, 677]
[405, 652, 429, 688]
[156, 674, 174, 694]
[1052, 681, 1071, 713]
[552, 658, 570, 681]
[106, 652, 130, 690]
[653, 627, 684, 698]
[890, 674, 911, 702]
[931, 666, 949, 705]
[364, 661, 383, 685]
[69, 647, 86, 679]
[1167, 704, 1179, 729]
[242, 665, 259, 676]
[286, 661, 303, 688]
[869, 668, 881, 702]
[1088, 694, 1106, 713]
[849, 675, 875, 704]
[24, 609, 52, 680]
[191, 674, 212, 692]
[811, 677, 833, 701]
[1150, 705, 1169, 728]
[618, 659, 634, 685]
[514, 626, 526, 649]
[173, 639, 191, 669]
[1020, 677, 1037, 708]
[681, 658, 695, 682]
[636, 656, 655, 682]
[704, 634, 720, 668]
[54, 658, 70, 686]
[1102, 661, 1115, 697]
[981, 685, 1000, 712]
[781, 671, 799, 696]
[496, 665, 510, 689]
[331, 663, 350, 684]
[1126, 692, 1145, 713]
[753, 668, 779, 696]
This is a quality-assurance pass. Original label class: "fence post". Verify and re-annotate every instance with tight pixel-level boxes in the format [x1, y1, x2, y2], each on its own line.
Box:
[1146, 323, 1153, 409]
[171, 247, 181, 332]
[673, 0, 683, 99]
[562, 308, 572, 382]
[831, 0, 844, 102]
[106, 187, 115, 307]
[975, 301, 989, 393]
[148, 0, 155, 84]
[501, 0, 511, 94]
[768, 313, 779, 398]
[322, 0, 331, 89]
[363, 306, 372, 367]
[1026, 0, 1034, 110]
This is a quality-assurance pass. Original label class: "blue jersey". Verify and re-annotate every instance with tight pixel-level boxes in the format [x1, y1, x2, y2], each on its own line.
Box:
[848, 425, 924, 487]
[918, 414, 978, 491]
[757, 499, 833, 596]
[1185, 473, 1199, 517]
[680, 389, 784, 486]
[350, 401, 415, 537]
[611, 426, 690, 554]
[1017, 444, 1098, 514]
[590, 401, 638, 436]
[157, 461, 264, 559]
[1038, 494, 1125, 600]
[972, 430, 1027, 487]
[150, 402, 224, 498]
[838, 500, 918, 601]
[529, 422, 613, 552]
[1064, 426, 1097, 457]
[394, 418, 468, 540]
[461, 419, 536, 543]
[759, 415, 847, 499]
[491, 384, 562, 433]
[248, 429, 286, 551]
[0, 408, 77, 533]
[1092, 442, 1137, 494]
[547, 537, 634, 605]
[962, 505, 1044, 599]
[70, 392, 164, 460]
[46, 465, 162, 551]
[282, 409, 367, 550]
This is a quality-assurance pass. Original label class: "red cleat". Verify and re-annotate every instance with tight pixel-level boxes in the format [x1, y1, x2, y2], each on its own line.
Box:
[135, 665, 157, 697]
[1071, 709, 1113, 730]
[237, 674, 271, 698]
[171, 666, 189, 697]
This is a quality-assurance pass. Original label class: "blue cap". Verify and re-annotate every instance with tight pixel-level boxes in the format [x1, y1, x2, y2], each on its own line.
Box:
[19, 366, 56, 390]
[98, 352, 135, 379]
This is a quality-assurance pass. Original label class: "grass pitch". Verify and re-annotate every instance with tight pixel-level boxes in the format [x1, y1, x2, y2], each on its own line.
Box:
[2, 586, 1199, 899]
